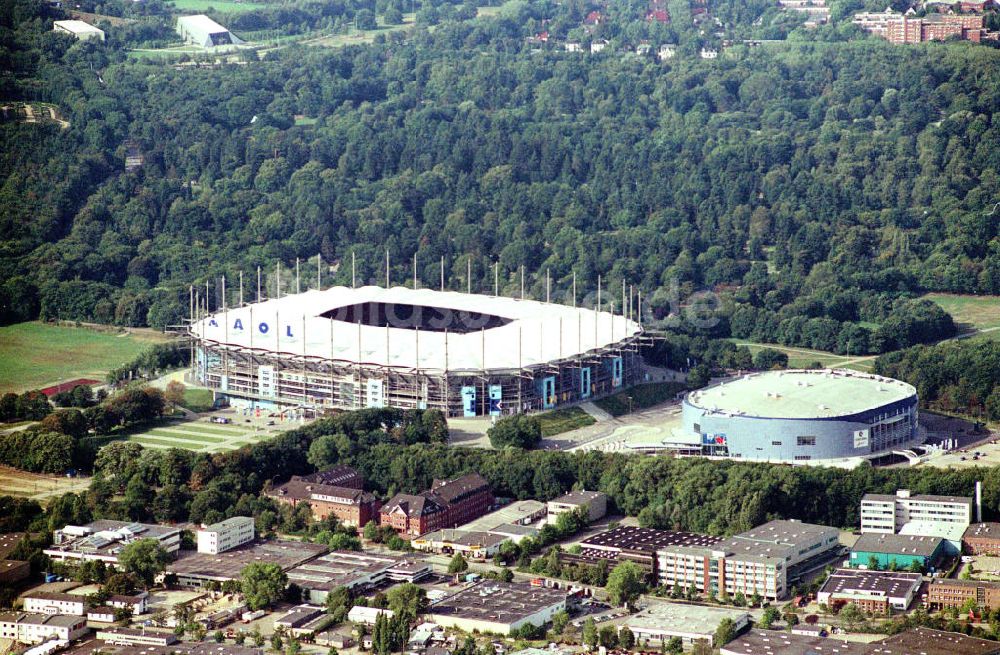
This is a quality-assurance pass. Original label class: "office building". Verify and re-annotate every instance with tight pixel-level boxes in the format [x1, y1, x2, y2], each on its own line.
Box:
[816, 569, 921, 613]
[266, 477, 378, 528]
[861, 489, 973, 535]
[197, 517, 255, 554]
[547, 491, 607, 523]
[381, 473, 493, 537]
[964, 523, 1000, 555]
[926, 578, 1000, 611]
[657, 520, 840, 601]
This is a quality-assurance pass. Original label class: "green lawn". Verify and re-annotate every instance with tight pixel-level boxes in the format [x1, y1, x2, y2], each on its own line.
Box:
[921, 293, 1000, 333]
[0, 322, 171, 394]
[536, 407, 596, 437]
[182, 387, 216, 412]
[103, 416, 273, 452]
[594, 382, 687, 417]
[728, 339, 875, 371]
[170, 0, 268, 12]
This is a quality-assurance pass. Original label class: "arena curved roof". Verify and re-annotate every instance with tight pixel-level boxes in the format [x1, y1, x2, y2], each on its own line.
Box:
[685, 369, 916, 419]
[190, 286, 642, 372]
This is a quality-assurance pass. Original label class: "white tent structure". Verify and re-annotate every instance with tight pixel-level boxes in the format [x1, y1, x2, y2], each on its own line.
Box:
[53, 20, 105, 41]
[176, 15, 242, 47]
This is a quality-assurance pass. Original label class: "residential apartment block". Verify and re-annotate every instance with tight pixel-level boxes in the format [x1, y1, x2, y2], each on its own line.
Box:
[852, 9, 991, 43]
[380, 473, 493, 537]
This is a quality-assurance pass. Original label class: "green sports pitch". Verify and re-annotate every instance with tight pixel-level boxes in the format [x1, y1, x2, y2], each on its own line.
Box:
[124, 417, 272, 452]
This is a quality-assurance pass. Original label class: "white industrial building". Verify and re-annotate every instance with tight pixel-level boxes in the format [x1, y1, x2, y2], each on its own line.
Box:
[347, 606, 394, 626]
[197, 516, 255, 554]
[21, 593, 86, 616]
[861, 489, 973, 545]
[425, 582, 567, 635]
[625, 602, 750, 649]
[547, 490, 607, 523]
[0, 613, 88, 645]
[175, 15, 242, 48]
[45, 521, 182, 566]
[53, 20, 105, 41]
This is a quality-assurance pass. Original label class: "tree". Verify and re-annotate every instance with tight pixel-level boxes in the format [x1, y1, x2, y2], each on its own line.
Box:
[665, 636, 683, 654]
[165, 381, 186, 410]
[386, 582, 427, 621]
[619, 626, 635, 650]
[598, 626, 618, 648]
[550, 610, 569, 635]
[759, 606, 780, 629]
[355, 8, 377, 29]
[714, 617, 736, 646]
[606, 561, 647, 608]
[326, 586, 354, 623]
[383, 7, 404, 24]
[118, 538, 170, 588]
[214, 630, 225, 643]
[241, 563, 287, 610]
[838, 603, 864, 630]
[582, 618, 598, 648]
[752, 348, 788, 370]
[487, 415, 542, 449]
[447, 553, 469, 574]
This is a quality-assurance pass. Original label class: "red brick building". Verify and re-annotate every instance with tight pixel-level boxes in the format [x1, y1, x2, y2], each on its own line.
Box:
[884, 13, 985, 43]
[964, 523, 1000, 556]
[267, 471, 378, 529]
[380, 473, 493, 537]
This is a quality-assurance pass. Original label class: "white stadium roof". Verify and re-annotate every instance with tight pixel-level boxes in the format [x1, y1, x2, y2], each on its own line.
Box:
[686, 369, 916, 419]
[191, 286, 642, 372]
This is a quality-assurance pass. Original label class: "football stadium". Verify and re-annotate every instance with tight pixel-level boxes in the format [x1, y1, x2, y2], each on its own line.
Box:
[188, 286, 644, 416]
[674, 369, 920, 462]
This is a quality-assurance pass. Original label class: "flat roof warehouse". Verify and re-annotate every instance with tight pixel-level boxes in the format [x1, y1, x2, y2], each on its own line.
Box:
[687, 369, 916, 419]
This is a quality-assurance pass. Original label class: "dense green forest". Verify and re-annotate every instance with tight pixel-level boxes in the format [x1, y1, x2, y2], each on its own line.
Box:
[3, 0, 1000, 357]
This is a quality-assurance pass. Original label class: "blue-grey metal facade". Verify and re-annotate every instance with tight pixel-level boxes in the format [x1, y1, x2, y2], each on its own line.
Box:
[681, 393, 919, 462]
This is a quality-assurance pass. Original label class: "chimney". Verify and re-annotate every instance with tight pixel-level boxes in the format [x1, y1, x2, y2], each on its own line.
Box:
[976, 481, 982, 524]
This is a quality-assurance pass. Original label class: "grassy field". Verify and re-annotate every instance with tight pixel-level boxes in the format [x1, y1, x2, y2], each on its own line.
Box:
[0, 465, 91, 501]
[537, 407, 596, 437]
[922, 293, 1000, 333]
[182, 387, 216, 412]
[302, 14, 415, 48]
[728, 339, 876, 372]
[0, 322, 171, 394]
[119, 416, 273, 452]
[169, 0, 268, 12]
[594, 381, 687, 417]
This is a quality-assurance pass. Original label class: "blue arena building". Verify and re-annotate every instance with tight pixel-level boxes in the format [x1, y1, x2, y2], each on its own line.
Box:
[678, 369, 920, 463]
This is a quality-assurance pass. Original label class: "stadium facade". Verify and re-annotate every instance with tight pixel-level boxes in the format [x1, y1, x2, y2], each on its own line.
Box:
[188, 286, 644, 416]
[677, 369, 919, 462]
